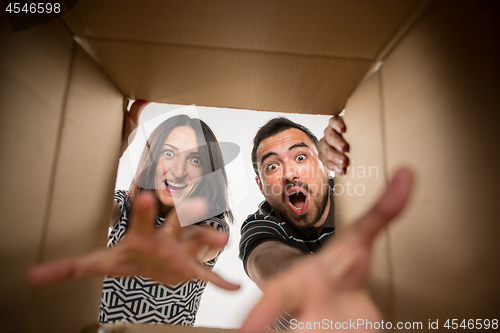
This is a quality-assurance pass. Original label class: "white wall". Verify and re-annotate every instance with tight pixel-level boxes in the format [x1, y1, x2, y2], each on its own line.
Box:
[115, 103, 331, 328]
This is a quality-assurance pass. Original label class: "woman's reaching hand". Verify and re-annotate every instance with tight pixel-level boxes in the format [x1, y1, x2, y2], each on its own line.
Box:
[27, 192, 240, 291]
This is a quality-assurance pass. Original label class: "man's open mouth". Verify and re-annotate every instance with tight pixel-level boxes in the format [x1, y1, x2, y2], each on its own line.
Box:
[287, 188, 309, 215]
[163, 180, 188, 194]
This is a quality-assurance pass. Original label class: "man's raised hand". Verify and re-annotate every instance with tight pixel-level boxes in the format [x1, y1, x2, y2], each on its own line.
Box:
[120, 99, 150, 156]
[241, 169, 413, 333]
[319, 115, 350, 175]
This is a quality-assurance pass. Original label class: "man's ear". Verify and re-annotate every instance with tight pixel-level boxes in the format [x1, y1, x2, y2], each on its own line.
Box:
[255, 176, 264, 195]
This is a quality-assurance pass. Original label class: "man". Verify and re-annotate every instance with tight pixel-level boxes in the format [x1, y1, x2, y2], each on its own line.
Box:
[239, 117, 413, 332]
[240, 117, 345, 284]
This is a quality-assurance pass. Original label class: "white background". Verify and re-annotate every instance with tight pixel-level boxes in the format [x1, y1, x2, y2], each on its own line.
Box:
[115, 103, 331, 328]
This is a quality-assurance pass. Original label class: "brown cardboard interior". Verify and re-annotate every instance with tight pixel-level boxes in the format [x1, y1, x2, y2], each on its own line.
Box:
[0, 18, 74, 332]
[60, 0, 423, 114]
[382, 0, 500, 321]
[29, 45, 124, 331]
[1, 0, 499, 332]
[335, 71, 391, 316]
[1, 15, 124, 332]
[335, 0, 500, 324]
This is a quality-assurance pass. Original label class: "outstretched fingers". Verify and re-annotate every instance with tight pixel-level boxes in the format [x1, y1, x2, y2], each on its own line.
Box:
[354, 168, 414, 243]
[28, 258, 79, 286]
[163, 197, 210, 235]
[182, 228, 229, 260]
[128, 192, 158, 237]
[173, 197, 209, 228]
[193, 263, 240, 291]
[27, 249, 111, 286]
[240, 287, 288, 333]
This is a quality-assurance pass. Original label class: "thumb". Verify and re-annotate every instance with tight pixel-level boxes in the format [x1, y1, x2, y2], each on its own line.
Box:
[128, 192, 158, 237]
[165, 197, 209, 233]
[352, 168, 414, 243]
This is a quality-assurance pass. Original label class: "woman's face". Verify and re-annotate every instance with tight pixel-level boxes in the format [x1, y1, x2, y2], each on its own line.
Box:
[154, 126, 204, 207]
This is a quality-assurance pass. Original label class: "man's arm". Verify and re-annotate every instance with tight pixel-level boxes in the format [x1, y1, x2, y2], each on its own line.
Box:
[241, 169, 414, 333]
[107, 99, 150, 227]
[246, 241, 304, 288]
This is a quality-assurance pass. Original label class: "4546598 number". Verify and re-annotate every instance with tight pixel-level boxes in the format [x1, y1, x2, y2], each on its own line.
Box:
[6, 2, 61, 14]
[444, 319, 498, 330]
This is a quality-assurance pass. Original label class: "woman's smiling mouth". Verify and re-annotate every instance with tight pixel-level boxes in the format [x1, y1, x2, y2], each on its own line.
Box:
[164, 179, 188, 194]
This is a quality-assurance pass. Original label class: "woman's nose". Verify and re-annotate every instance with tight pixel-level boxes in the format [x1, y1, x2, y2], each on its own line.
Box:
[172, 159, 187, 179]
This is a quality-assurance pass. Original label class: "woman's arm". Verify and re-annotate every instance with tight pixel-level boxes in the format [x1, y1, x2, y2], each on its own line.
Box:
[110, 201, 120, 225]
[28, 193, 240, 290]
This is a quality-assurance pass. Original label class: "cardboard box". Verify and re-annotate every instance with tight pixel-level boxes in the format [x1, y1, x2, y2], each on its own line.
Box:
[1, 0, 499, 331]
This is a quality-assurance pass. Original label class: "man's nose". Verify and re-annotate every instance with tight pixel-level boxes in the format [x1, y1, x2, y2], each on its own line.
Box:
[282, 162, 299, 182]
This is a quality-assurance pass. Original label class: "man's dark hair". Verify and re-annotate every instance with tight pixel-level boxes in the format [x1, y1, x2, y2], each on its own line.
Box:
[251, 117, 319, 176]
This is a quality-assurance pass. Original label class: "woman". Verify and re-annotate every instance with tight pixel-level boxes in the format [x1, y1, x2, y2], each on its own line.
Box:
[29, 101, 239, 325]
[99, 113, 235, 325]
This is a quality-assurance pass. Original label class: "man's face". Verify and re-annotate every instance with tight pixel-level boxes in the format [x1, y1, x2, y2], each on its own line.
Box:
[256, 128, 330, 229]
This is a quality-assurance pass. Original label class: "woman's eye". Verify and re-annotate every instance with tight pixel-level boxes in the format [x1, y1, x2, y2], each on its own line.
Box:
[163, 150, 174, 158]
[191, 157, 200, 165]
[296, 154, 306, 162]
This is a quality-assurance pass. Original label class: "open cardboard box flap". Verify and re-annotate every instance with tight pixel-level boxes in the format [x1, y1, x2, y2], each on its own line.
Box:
[1, 0, 499, 332]
[60, 0, 422, 114]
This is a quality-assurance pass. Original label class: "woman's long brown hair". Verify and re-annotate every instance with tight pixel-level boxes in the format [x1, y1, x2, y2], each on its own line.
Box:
[128, 115, 234, 223]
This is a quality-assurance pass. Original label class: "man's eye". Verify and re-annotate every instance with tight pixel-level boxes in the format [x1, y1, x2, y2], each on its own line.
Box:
[266, 163, 278, 171]
[296, 154, 306, 162]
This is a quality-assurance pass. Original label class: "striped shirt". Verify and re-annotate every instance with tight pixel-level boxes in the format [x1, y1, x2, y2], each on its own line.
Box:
[239, 182, 335, 274]
[238, 183, 335, 330]
[99, 190, 229, 325]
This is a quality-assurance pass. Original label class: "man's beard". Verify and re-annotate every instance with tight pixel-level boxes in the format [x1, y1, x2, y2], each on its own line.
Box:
[270, 180, 330, 230]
